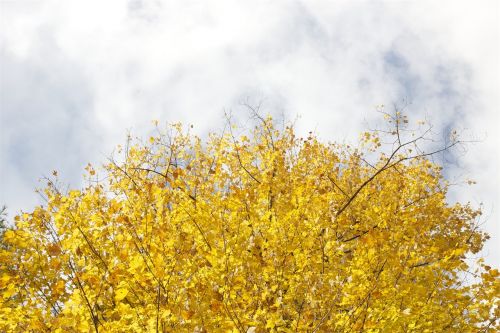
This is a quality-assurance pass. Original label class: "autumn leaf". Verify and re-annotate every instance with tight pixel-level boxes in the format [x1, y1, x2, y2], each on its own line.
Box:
[115, 287, 129, 302]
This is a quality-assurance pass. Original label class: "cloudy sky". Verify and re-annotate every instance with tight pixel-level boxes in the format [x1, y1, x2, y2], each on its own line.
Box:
[1, 0, 498, 266]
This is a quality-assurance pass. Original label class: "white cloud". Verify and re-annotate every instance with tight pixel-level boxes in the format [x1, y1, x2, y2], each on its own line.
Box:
[1, 0, 498, 265]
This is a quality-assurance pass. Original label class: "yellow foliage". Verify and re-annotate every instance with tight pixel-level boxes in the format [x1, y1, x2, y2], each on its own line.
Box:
[0, 116, 498, 332]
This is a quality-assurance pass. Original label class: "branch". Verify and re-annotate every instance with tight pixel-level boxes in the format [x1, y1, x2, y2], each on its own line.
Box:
[335, 127, 461, 218]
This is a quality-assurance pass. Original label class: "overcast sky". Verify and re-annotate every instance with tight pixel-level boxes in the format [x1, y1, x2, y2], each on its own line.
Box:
[1, 0, 498, 266]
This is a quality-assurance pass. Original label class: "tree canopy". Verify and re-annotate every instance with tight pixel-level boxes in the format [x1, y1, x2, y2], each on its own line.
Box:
[1, 113, 498, 332]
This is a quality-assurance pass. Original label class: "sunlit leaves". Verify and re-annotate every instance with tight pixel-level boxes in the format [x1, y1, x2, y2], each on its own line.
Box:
[0, 117, 498, 332]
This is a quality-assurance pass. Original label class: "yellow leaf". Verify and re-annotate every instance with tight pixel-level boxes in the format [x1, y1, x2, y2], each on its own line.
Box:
[115, 288, 128, 302]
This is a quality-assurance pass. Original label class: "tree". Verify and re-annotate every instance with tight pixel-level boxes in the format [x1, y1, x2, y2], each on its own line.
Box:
[0, 206, 6, 244]
[0, 112, 498, 332]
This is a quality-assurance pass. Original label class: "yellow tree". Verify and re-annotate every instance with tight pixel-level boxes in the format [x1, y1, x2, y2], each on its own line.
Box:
[1, 111, 498, 332]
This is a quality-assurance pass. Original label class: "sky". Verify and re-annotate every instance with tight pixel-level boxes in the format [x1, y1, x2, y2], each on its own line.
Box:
[0, 1, 498, 266]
